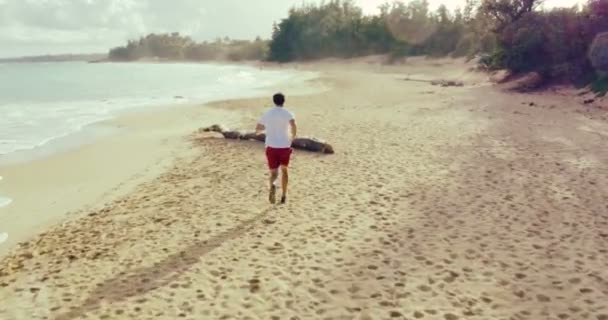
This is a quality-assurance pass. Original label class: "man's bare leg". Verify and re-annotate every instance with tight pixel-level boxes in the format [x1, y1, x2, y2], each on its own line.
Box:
[269, 169, 279, 204]
[280, 166, 289, 204]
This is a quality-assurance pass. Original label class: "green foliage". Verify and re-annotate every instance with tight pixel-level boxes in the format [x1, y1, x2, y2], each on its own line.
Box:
[109, 33, 269, 62]
[425, 5, 466, 56]
[497, 13, 545, 72]
[269, 1, 369, 61]
[479, 0, 542, 32]
[267, 0, 481, 62]
[477, 0, 608, 88]
[479, 49, 505, 69]
[106, 0, 608, 92]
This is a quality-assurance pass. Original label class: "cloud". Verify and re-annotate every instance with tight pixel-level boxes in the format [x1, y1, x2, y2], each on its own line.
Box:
[0, 0, 292, 57]
[0, 0, 142, 55]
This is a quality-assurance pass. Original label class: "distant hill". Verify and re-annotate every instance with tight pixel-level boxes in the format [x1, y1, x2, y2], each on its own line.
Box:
[0, 53, 107, 63]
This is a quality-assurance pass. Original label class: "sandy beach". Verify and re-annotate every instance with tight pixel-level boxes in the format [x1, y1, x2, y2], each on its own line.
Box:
[1, 58, 608, 320]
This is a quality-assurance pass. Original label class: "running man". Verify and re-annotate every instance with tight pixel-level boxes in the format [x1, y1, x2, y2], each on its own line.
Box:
[255, 93, 297, 204]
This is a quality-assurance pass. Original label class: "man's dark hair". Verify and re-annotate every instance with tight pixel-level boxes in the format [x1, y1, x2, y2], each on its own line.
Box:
[273, 93, 285, 106]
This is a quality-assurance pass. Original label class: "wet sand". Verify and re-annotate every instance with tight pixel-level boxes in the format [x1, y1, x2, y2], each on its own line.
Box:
[0, 104, 242, 258]
[1, 58, 607, 320]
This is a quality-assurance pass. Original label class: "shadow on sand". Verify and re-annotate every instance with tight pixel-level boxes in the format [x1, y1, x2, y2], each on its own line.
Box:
[54, 210, 270, 320]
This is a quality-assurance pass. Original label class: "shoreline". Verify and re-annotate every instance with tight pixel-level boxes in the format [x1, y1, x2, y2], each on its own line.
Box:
[0, 103, 242, 258]
[0, 61, 319, 161]
[0, 67, 324, 258]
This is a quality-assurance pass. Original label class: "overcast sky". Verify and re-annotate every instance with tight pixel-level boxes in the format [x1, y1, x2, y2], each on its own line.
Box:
[0, 0, 584, 58]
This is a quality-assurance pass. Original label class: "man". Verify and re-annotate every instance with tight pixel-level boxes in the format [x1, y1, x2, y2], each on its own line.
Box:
[256, 93, 297, 204]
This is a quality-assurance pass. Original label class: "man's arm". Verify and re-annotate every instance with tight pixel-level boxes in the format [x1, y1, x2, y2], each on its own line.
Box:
[289, 119, 297, 140]
[255, 123, 265, 135]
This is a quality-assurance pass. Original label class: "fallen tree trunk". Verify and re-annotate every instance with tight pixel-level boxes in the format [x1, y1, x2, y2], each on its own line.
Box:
[200, 124, 335, 154]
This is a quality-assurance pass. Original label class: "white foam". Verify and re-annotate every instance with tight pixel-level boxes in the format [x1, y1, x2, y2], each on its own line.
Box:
[0, 177, 8, 209]
[0, 197, 12, 208]
[0, 232, 8, 244]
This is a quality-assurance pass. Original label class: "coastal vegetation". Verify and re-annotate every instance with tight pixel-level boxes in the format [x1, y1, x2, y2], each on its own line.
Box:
[108, 33, 268, 62]
[267, 0, 608, 93]
[0, 53, 105, 63]
[106, 0, 608, 94]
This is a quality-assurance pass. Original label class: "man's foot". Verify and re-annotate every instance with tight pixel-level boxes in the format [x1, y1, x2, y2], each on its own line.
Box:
[280, 195, 286, 204]
[269, 186, 276, 204]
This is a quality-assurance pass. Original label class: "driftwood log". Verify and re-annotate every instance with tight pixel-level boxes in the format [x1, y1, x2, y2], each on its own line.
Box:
[503, 72, 543, 92]
[201, 124, 335, 154]
[403, 77, 464, 87]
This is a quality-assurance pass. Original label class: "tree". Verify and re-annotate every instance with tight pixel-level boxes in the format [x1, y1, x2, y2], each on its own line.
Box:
[480, 0, 543, 31]
[463, 0, 479, 21]
[386, 0, 436, 47]
[589, 0, 608, 17]
[108, 33, 268, 62]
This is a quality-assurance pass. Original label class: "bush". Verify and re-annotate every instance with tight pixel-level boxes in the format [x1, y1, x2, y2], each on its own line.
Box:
[479, 50, 506, 70]
[475, 3, 608, 88]
[499, 14, 546, 72]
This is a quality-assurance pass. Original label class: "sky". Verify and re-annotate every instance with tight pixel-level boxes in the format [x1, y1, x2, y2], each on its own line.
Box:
[0, 0, 585, 58]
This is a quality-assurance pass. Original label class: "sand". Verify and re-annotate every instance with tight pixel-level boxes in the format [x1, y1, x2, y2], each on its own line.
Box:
[1, 58, 608, 320]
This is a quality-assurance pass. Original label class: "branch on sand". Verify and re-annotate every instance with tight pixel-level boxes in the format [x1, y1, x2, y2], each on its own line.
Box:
[199, 124, 335, 154]
[403, 77, 464, 87]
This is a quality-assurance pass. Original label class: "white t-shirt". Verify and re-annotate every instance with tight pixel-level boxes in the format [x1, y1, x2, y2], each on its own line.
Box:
[259, 106, 295, 148]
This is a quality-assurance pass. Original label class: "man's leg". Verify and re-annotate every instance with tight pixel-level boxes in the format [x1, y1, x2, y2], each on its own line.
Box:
[269, 169, 279, 188]
[269, 169, 278, 204]
[266, 147, 280, 204]
[280, 166, 289, 203]
[279, 148, 292, 204]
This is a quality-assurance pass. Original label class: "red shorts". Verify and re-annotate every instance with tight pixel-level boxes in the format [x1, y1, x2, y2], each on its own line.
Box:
[265, 147, 292, 170]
